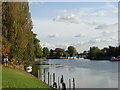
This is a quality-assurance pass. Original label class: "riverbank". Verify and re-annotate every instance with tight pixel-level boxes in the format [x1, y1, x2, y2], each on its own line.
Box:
[2, 66, 52, 89]
[35, 58, 46, 61]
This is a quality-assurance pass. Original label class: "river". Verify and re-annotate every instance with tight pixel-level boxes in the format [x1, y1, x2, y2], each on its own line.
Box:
[32, 59, 119, 88]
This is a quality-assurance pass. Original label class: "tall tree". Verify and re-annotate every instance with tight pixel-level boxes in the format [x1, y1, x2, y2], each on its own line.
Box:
[2, 2, 35, 61]
[68, 46, 77, 57]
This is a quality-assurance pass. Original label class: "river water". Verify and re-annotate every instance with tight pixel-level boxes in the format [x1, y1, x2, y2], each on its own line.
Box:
[32, 59, 118, 88]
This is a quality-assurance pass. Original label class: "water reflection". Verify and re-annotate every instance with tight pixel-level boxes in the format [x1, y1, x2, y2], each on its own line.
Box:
[32, 59, 118, 88]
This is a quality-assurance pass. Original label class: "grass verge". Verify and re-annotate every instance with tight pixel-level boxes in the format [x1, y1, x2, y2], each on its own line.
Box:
[2, 66, 52, 89]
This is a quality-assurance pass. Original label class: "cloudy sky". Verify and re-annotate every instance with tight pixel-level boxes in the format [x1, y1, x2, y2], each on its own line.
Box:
[29, 2, 118, 53]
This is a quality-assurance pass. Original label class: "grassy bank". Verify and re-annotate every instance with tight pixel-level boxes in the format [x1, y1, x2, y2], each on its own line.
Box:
[2, 66, 52, 89]
[35, 58, 46, 61]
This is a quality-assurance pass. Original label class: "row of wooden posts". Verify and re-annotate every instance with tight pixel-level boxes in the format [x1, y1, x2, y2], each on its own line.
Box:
[38, 69, 76, 90]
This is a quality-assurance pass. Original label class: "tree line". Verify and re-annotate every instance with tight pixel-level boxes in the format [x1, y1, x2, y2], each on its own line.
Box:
[80, 46, 120, 60]
[2, 2, 43, 64]
[42, 46, 77, 59]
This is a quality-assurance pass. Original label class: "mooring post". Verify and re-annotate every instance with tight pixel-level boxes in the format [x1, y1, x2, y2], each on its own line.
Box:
[62, 82, 66, 90]
[61, 75, 64, 83]
[53, 73, 58, 89]
[53, 73, 55, 82]
[48, 72, 49, 85]
[38, 69, 39, 79]
[73, 78, 75, 90]
[44, 69, 46, 82]
[69, 79, 71, 89]
[50, 74, 52, 86]
[58, 76, 60, 89]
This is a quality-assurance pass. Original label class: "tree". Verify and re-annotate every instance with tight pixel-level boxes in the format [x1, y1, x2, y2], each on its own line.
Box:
[43, 47, 50, 57]
[49, 48, 66, 58]
[55, 48, 65, 58]
[68, 46, 77, 57]
[65, 50, 69, 57]
[88, 46, 101, 59]
[49, 49, 57, 58]
[2, 2, 35, 61]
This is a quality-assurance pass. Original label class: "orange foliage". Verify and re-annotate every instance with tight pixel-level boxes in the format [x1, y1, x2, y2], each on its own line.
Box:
[2, 45, 10, 57]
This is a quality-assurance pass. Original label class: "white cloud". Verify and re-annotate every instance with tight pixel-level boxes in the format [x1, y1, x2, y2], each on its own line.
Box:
[76, 41, 85, 45]
[101, 31, 117, 36]
[55, 43, 70, 49]
[74, 33, 86, 37]
[58, 9, 78, 14]
[95, 22, 118, 30]
[48, 33, 59, 38]
[40, 41, 70, 50]
[53, 14, 80, 24]
[40, 42, 55, 48]
[88, 38, 114, 44]
[87, 20, 101, 25]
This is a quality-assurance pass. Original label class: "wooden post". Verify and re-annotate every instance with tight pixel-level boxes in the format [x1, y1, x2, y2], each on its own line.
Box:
[62, 75, 63, 81]
[44, 69, 46, 82]
[53, 73, 55, 82]
[69, 79, 71, 89]
[48, 72, 49, 85]
[62, 82, 66, 90]
[50, 74, 52, 86]
[58, 76, 60, 89]
[61, 75, 64, 83]
[38, 69, 39, 79]
[73, 78, 75, 90]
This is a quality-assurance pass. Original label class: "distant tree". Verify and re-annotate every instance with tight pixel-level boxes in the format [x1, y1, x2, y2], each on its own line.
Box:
[88, 46, 101, 59]
[49, 49, 57, 58]
[43, 47, 50, 57]
[85, 45, 120, 60]
[68, 46, 77, 57]
[106, 46, 116, 57]
[83, 51, 88, 55]
[55, 48, 65, 58]
[65, 50, 69, 57]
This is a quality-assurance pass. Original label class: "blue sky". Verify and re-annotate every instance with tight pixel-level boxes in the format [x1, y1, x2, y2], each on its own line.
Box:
[29, 2, 118, 52]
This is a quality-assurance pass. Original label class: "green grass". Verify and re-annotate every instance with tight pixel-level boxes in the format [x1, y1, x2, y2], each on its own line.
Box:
[2, 66, 51, 88]
[35, 58, 46, 61]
